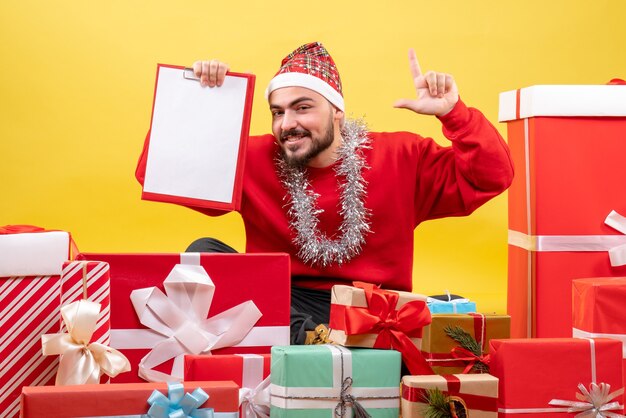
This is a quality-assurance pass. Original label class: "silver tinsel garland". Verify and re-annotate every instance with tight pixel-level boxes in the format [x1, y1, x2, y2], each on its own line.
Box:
[277, 119, 372, 267]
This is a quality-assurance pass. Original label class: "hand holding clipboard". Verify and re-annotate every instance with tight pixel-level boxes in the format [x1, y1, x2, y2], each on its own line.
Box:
[141, 63, 255, 211]
[190, 59, 230, 88]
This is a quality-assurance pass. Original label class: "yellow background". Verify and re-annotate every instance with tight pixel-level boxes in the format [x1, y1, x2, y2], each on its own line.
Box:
[2, 1, 625, 314]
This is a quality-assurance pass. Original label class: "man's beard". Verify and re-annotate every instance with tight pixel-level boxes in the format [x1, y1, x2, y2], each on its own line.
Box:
[279, 115, 335, 168]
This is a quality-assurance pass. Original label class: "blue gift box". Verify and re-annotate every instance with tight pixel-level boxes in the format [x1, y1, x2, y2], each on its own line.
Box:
[427, 297, 476, 314]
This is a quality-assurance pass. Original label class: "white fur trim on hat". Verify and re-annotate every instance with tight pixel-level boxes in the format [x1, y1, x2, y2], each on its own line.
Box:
[265, 72, 345, 111]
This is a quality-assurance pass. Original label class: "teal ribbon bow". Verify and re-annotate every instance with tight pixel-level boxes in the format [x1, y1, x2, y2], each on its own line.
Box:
[147, 383, 215, 418]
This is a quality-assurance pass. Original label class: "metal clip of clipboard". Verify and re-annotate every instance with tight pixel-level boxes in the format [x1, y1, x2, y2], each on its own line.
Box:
[182, 68, 200, 81]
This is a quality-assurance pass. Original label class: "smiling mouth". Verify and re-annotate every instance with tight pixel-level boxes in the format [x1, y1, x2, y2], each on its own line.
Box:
[283, 134, 309, 144]
[281, 130, 311, 144]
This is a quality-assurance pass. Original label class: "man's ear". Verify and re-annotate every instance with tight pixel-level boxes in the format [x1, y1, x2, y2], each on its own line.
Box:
[333, 108, 345, 122]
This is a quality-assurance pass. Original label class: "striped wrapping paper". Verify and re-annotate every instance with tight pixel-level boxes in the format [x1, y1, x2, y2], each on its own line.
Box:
[59, 261, 111, 346]
[0, 262, 110, 418]
[0, 274, 62, 418]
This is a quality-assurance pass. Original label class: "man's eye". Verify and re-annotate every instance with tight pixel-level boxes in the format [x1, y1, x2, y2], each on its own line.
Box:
[272, 111, 283, 117]
[297, 106, 310, 111]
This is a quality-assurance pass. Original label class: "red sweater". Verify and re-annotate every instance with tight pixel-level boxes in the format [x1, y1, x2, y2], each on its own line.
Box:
[136, 100, 513, 291]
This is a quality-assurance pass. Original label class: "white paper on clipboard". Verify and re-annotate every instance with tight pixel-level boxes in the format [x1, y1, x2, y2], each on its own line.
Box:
[143, 65, 252, 206]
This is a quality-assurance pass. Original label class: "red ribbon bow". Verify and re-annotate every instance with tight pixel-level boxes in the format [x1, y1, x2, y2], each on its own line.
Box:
[0, 225, 47, 234]
[337, 281, 434, 375]
[450, 347, 491, 374]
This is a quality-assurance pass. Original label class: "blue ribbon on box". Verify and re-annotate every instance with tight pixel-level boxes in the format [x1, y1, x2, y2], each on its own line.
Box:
[84, 383, 238, 418]
[146, 382, 211, 418]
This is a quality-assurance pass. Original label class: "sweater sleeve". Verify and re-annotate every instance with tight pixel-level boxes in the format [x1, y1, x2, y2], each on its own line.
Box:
[135, 130, 231, 217]
[413, 99, 514, 223]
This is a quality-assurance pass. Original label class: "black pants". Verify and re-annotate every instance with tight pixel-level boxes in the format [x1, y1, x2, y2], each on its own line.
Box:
[186, 238, 328, 344]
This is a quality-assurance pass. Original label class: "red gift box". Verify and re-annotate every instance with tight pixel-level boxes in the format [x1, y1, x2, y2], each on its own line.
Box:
[20, 381, 239, 418]
[0, 226, 73, 418]
[185, 354, 271, 418]
[490, 338, 624, 417]
[499, 85, 626, 338]
[75, 252, 290, 383]
[573, 277, 626, 396]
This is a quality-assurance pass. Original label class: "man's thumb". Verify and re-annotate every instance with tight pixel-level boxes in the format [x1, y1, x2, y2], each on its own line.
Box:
[393, 99, 419, 112]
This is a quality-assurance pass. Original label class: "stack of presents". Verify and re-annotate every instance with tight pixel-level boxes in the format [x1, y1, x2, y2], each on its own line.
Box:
[3, 83, 626, 418]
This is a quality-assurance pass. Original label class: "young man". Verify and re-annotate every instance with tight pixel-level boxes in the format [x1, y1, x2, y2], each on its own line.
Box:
[136, 42, 514, 343]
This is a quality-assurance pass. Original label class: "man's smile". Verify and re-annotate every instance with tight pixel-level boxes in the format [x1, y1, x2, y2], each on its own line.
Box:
[281, 130, 311, 144]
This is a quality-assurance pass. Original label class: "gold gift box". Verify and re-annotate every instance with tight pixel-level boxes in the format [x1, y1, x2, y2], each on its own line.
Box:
[421, 314, 510, 374]
[401, 374, 498, 418]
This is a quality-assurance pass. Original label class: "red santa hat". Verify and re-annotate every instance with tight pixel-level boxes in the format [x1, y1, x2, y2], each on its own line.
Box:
[265, 42, 344, 111]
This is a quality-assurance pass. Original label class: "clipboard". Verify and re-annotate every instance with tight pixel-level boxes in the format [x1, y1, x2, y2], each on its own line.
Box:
[141, 64, 255, 211]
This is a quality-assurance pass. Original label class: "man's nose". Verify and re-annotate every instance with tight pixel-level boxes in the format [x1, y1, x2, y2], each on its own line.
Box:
[281, 111, 297, 131]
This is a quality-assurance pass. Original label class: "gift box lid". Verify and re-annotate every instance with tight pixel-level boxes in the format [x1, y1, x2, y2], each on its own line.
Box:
[20, 381, 239, 418]
[499, 85, 626, 122]
[76, 252, 291, 328]
[402, 373, 498, 399]
[573, 277, 626, 335]
[271, 345, 401, 388]
[0, 228, 70, 276]
[184, 353, 271, 385]
[427, 297, 477, 314]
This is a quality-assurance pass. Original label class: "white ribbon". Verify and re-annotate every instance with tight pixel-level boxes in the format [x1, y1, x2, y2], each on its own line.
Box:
[238, 354, 271, 418]
[549, 383, 625, 418]
[240, 376, 271, 418]
[130, 260, 262, 382]
[606, 211, 626, 266]
[508, 211, 626, 267]
[573, 329, 626, 358]
[110, 326, 288, 350]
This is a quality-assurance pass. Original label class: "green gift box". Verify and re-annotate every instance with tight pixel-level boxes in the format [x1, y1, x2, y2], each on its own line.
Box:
[270, 345, 401, 418]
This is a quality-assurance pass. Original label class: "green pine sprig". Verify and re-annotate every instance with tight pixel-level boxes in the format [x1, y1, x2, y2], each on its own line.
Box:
[444, 325, 489, 373]
[422, 388, 452, 418]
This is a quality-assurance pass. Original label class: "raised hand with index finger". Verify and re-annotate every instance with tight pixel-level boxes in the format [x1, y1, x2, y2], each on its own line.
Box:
[393, 49, 459, 117]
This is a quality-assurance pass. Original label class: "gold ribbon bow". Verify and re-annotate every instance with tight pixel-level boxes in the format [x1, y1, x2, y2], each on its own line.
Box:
[549, 383, 625, 418]
[305, 324, 334, 345]
[41, 300, 131, 385]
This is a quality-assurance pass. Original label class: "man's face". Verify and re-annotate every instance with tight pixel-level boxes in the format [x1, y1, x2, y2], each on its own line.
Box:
[269, 86, 341, 168]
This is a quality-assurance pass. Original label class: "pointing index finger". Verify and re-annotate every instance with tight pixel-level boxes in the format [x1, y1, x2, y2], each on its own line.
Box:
[408, 48, 422, 79]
